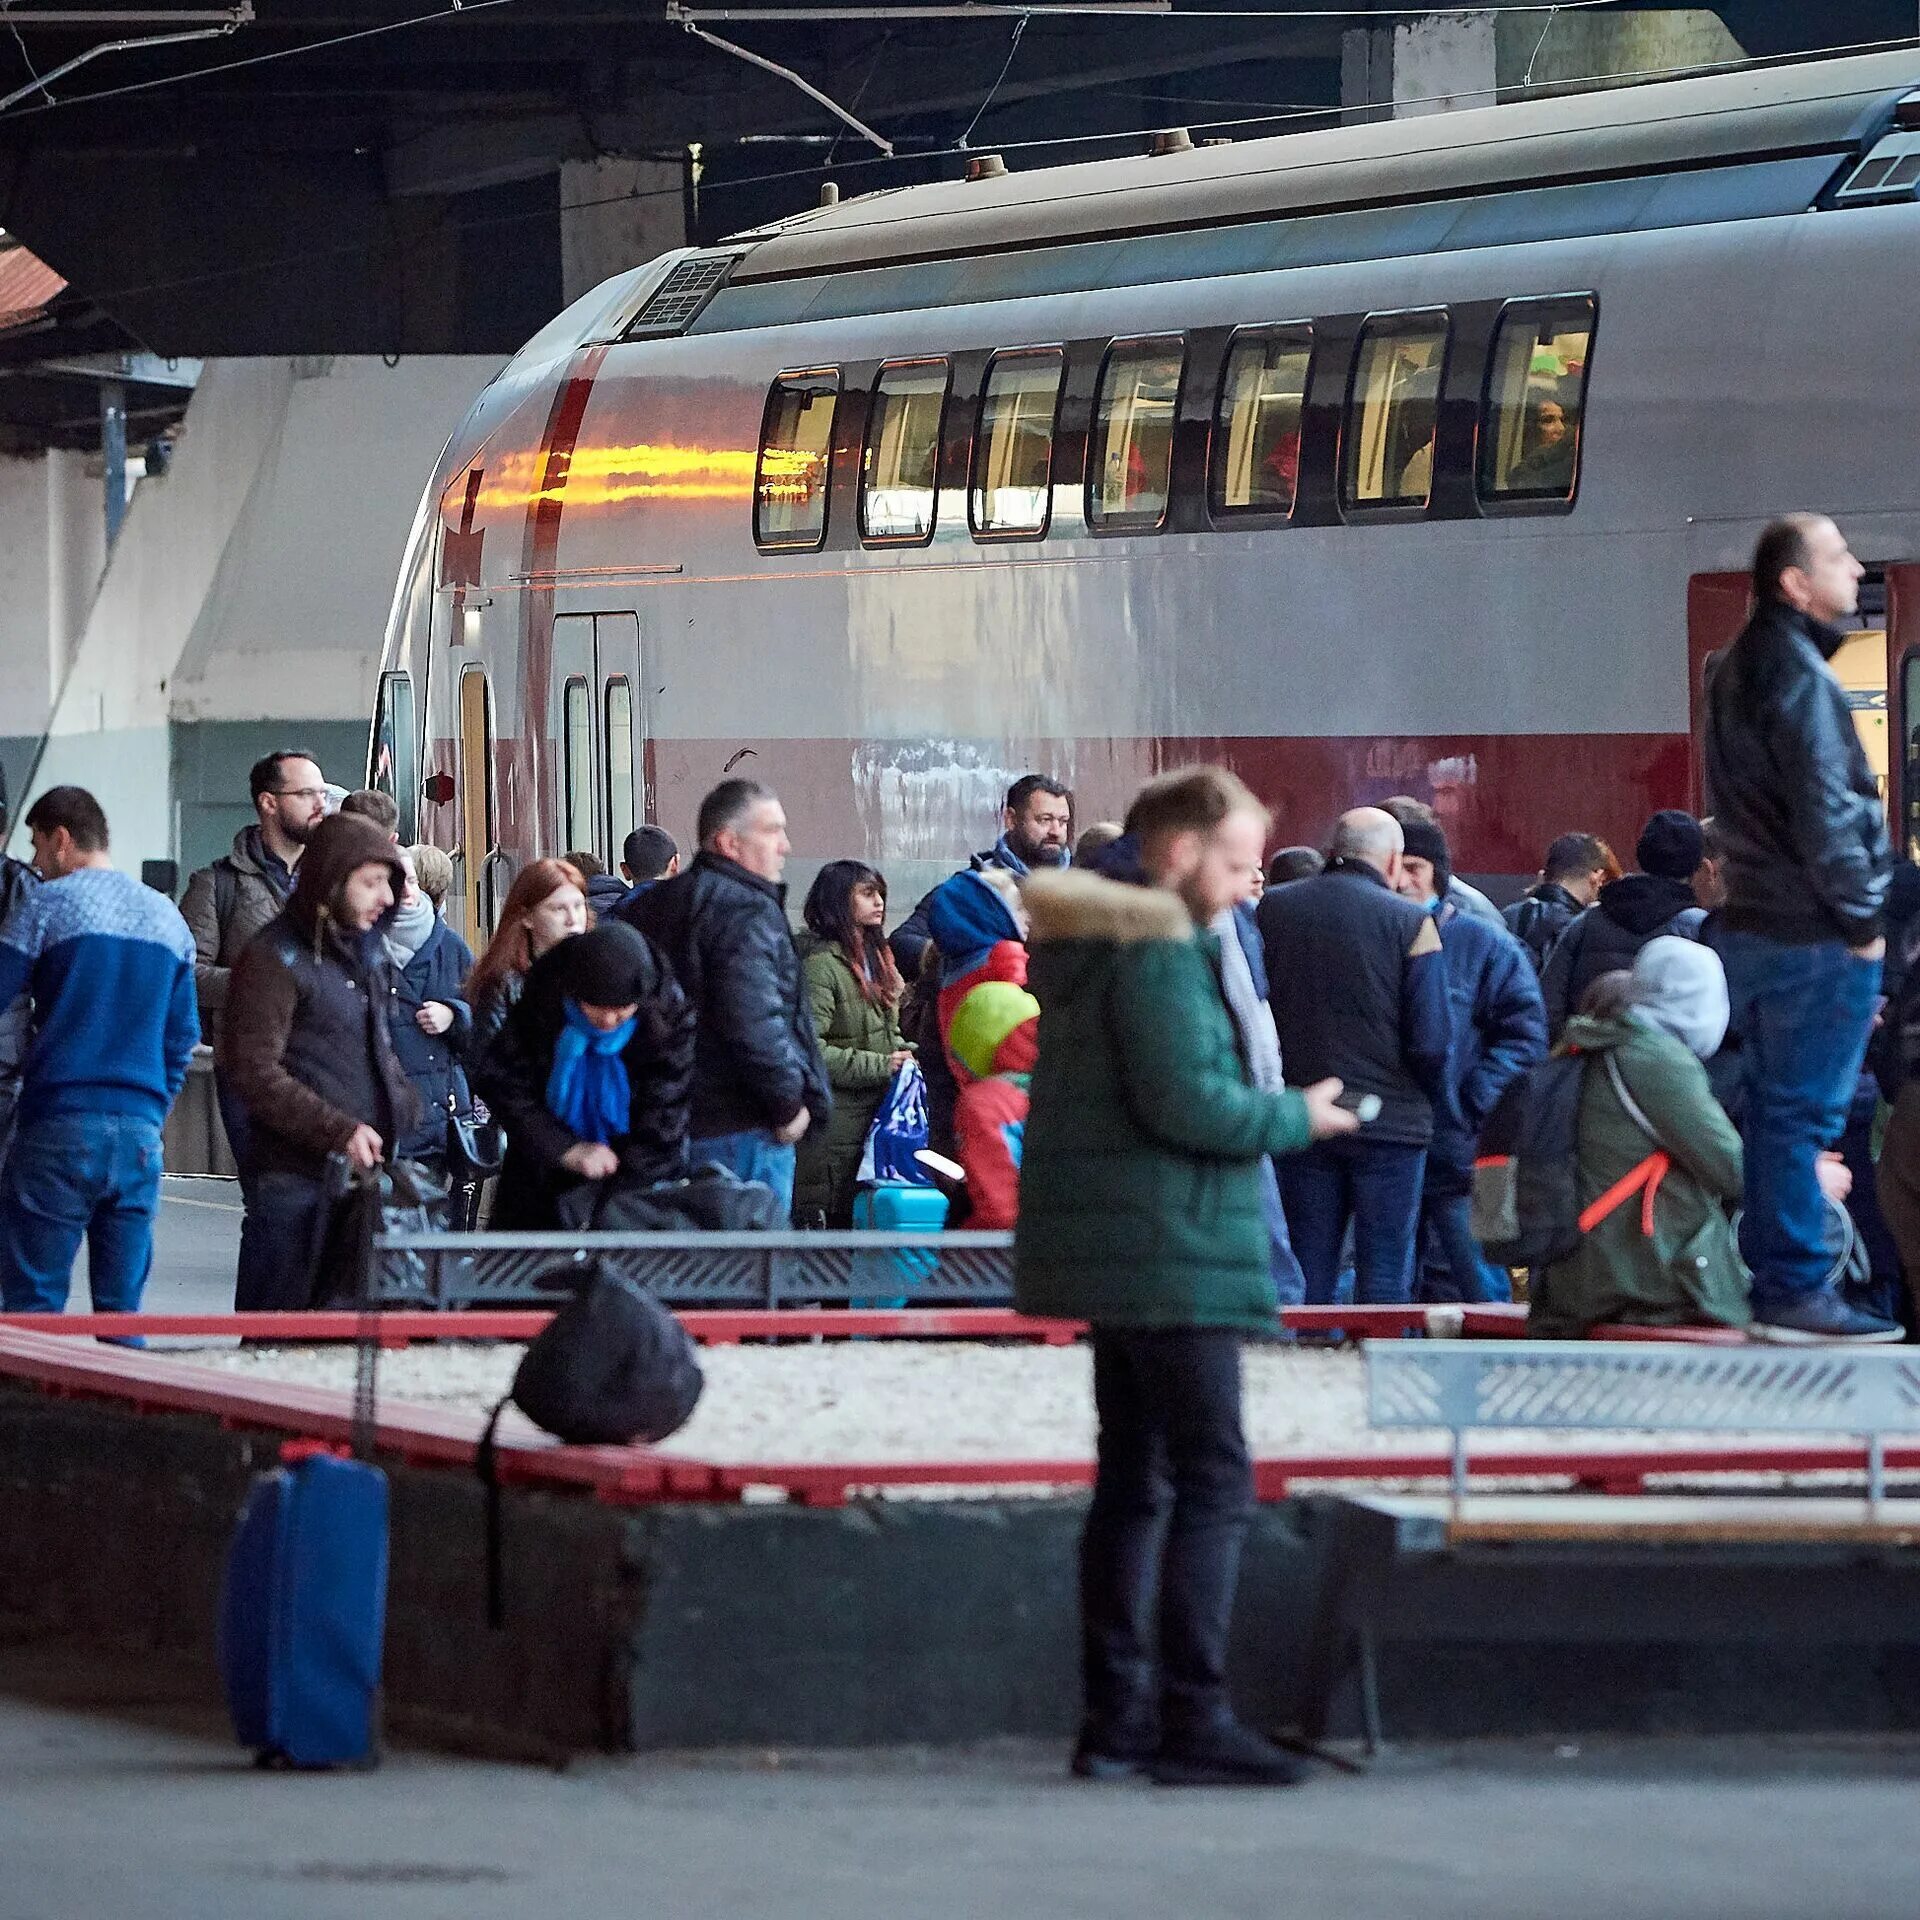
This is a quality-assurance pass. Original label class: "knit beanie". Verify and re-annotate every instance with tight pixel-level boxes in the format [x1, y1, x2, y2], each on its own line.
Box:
[1636, 809, 1705, 881]
[947, 981, 1040, 1081]
[1397, 818, 1452, 897]
[560, 922, 654, 1007]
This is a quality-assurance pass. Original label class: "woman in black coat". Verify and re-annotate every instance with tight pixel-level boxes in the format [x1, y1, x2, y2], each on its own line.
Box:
[474, 921, 695, 1230]
[384, 849, 478, 1178]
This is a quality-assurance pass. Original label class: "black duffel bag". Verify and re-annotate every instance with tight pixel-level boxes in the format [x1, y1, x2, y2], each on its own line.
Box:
[554, 1162, 785, 1234]
[477, 1260, 704, 1624]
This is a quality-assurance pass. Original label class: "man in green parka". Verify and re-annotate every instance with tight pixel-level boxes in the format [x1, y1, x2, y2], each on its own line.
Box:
[1017, 767, 1354, 1788]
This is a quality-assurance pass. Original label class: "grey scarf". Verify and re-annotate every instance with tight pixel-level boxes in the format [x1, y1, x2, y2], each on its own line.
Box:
[1212, 909, 1285, 1092]
[384, 894, 438, 972]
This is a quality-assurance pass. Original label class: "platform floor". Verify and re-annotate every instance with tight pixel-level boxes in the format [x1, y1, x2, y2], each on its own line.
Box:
[3, 1639, 1917, 1920]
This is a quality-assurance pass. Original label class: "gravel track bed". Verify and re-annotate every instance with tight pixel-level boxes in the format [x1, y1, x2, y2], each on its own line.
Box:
[191, 1343, 1914, 1495]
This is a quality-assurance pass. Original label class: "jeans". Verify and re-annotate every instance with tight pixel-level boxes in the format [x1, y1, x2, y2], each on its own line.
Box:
[692, 1129, 796, 1221]
[1280, 1137, 1427, 1306]
[0, 1111, 164, 1314]
[1719, 929, 1881, 1311]
[1081, 1327, 1251, 1748]
[233, 1169, 329, 1311]
[1417, 1182, 1512, 1305]
[214, 1064, 255, 1198]
[1259, 1156, 1307, 1310]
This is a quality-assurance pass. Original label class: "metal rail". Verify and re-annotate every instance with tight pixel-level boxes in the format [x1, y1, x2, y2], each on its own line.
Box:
[373, 1228, 1018, 1308]
[1367, 1339, 1920, 1514]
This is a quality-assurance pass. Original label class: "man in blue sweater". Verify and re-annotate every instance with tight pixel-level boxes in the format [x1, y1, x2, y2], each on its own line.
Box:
[0, 786, 199, 1314]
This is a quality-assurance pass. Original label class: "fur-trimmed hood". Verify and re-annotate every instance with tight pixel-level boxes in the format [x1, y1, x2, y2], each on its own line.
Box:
[1023, 868, 1191, 946]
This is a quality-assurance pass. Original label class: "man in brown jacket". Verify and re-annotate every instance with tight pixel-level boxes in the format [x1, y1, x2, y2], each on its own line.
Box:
[219, 813, 415, 1310]
[179, 749, 329, 1183]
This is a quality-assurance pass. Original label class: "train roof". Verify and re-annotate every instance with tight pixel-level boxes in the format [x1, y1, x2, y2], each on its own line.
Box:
[724, 48, 1920, 283]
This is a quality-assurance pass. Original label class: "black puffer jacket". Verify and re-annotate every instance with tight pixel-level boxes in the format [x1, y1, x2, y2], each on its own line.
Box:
[617, 852, 831, 1139]
[219, 816, 418, 1178]
[1705, 600, 1891, 946]
[474, 930, 696, 1230]
[1538, 875, 1704, 1037]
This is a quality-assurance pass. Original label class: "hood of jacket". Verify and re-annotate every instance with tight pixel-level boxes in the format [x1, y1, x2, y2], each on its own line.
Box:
[926, 867, 1022, 971]
[1598, 871, 1699, 937]
[1024, 868, 1192, 1000]
[1629, 932, 1729, 1059]
[287, 813, 407, 952]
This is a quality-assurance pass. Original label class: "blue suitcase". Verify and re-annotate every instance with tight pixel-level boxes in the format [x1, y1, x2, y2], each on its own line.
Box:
[218, 1444, 389, 1767]
[851, 1183, 950, 1307]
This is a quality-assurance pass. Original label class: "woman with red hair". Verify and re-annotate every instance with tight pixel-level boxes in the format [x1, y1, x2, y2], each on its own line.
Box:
[465, 858, 588, 1052]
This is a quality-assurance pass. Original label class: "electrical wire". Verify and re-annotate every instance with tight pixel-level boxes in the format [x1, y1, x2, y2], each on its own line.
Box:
[958, 10, 1025, 148]
[0, 0, 518, 120]
[1, 2, 52, 108]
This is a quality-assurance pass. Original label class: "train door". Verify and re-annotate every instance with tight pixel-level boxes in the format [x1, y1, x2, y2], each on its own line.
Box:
[552, 614, 599, 863]
[1689, 566, 1919, 833]
[456, 663, 498, 948]
[550, 610, 645, 872]
[1885, 566, 1920, 857]
[597, 613, 645, 865]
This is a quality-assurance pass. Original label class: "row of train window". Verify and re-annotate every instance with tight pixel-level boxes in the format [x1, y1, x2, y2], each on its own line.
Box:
[753, 295, 1594, 550]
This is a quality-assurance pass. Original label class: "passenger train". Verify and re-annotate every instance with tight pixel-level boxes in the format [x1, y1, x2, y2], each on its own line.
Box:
[368, 49, 1920, 945]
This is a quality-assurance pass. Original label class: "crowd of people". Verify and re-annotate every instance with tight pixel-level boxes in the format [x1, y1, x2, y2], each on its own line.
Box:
[0, 508, 1911, 1782]
[0, 513, 1911, 1350]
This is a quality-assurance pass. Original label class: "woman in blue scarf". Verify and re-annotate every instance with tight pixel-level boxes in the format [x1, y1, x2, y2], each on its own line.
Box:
[474, 921, 696, 1229]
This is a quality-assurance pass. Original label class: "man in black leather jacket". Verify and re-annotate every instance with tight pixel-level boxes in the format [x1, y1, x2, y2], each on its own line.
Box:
[618, 779, 830, 1220]
[1704, 514, 1898, 1343]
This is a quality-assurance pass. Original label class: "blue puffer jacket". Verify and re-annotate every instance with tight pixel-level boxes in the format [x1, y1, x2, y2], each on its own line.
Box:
[386, 916, 476, 1161]
[1427, 902, 1548, 1186]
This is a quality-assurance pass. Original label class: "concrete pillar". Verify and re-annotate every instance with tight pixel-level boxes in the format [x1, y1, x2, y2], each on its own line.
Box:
[1342, 8, 1745, 121]
[559, 157, 688, 304]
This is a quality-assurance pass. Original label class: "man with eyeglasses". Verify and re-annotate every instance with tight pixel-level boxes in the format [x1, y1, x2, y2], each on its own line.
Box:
[180, 749, 330, 1185]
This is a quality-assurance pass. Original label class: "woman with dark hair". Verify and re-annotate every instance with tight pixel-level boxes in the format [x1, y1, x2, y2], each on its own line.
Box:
[464, 857, 588, 1052]
[472, 921, 695, 1230]
[794, 860, 910, 1224]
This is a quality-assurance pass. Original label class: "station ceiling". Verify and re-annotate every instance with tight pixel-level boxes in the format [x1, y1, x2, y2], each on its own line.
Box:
[0, 1, 1906, 398]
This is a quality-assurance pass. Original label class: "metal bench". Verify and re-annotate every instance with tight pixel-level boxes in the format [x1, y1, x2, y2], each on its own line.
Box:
[1284, 1340, 1920, 1754]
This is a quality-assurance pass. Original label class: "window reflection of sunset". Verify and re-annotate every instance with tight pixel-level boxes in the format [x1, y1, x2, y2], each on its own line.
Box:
[474, 443, 760, 509]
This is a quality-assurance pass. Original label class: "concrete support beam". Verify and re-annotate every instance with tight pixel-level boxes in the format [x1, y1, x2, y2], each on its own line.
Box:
[560, 157, 688, 304]
[1342, 8, 1745, 121]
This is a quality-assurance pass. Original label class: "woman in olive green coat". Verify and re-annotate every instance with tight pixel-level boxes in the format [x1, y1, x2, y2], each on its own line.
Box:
[1530, 938, 1751, 1338]
[793, 860, 908, 1224]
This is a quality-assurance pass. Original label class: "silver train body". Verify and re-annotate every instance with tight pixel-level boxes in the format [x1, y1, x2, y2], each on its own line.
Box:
[369, 49, 1920, 944]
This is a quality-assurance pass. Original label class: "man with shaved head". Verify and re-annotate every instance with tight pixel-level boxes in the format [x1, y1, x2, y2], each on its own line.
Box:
[1254, 807, 1455, 1305]
[1705, 514, 1898, 1343]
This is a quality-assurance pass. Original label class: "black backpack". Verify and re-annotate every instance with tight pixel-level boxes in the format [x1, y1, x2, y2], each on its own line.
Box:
[477, 1261, 704, 1625]
[1473, 1046, 1667, 1268]
[1470, 1051, 1591, 1268]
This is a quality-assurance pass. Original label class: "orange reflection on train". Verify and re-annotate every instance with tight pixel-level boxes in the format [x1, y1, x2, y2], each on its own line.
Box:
[474, 442, 759, 510]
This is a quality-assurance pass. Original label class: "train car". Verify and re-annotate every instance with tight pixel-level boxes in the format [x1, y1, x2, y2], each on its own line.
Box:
[367, 49, 1920, 947]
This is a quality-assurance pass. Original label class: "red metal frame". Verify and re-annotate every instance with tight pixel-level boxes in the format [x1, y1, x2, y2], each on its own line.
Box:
[0, 1303, 1526, 1344]
[3, 1325, 1911, 1511]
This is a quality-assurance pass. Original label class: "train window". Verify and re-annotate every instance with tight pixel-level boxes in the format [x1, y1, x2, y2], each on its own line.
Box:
[971, 349, 1063, 538]
[457, 666, 496, 941]
[562, 675, 594, 854]
[371, 671, 418, 843]
[860, 359, 948, 543]
[1088, 338, 1184, 532]
[754, 370, 838, 550]
[1479, 297, 1595, 506]
[1343, 313, 1449, 510]
[605, 678, 636, 855]
[1211, 326, 1314, 519]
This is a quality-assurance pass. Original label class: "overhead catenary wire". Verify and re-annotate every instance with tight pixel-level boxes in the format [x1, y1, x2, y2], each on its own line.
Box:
[0, 17, 238, 114]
